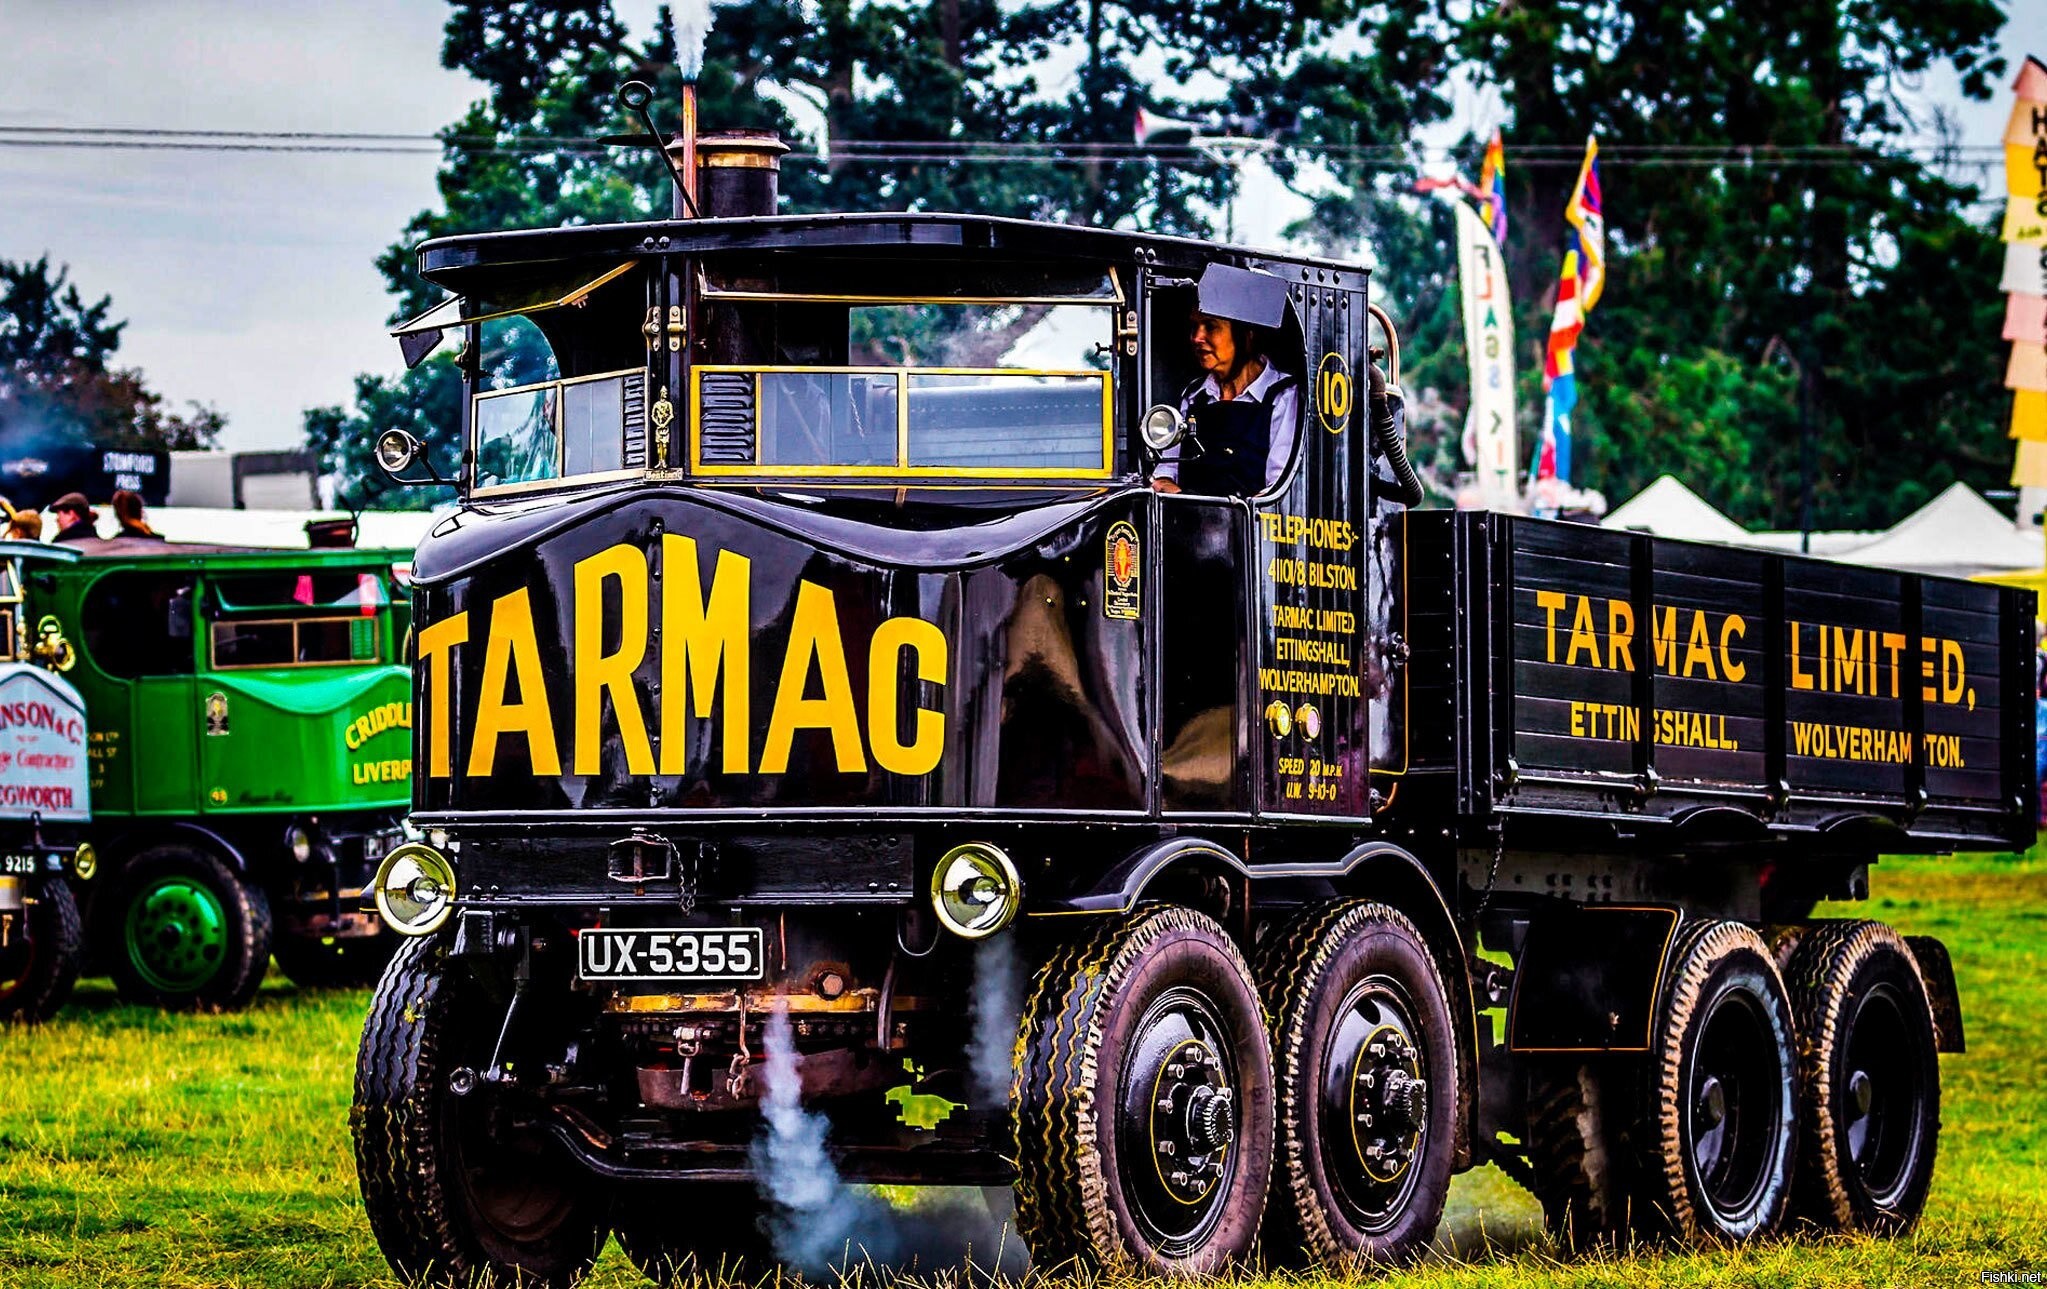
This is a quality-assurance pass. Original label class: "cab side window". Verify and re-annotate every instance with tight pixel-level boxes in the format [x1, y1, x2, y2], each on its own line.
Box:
[81, 572, 197, 678]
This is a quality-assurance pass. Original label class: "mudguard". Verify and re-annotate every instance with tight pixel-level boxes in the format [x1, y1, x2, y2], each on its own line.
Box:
[1505, 904, 1682, 1053]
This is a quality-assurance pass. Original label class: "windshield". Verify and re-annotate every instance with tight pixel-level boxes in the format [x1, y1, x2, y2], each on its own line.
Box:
[693, 267, 1121, 480]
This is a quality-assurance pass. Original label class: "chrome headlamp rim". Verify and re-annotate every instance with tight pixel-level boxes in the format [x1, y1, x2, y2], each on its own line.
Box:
[931, 841, 1022, 940]
[371, 841, 458, 937]
[374, 428, 422, 476]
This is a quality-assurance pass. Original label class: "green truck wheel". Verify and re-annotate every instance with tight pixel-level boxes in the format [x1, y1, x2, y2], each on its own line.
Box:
[108, 847, 272, 1011]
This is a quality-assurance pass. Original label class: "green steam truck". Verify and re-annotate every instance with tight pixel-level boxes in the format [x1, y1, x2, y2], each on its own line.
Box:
[350, 99, 2031, 1286]
[37, 538, 413, 1009]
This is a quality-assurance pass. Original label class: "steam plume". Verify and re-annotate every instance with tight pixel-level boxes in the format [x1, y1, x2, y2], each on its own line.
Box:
[750, 1004, 1028, 1276]
[967, 933, 1023, 1109]
[675, 0, 719, 80]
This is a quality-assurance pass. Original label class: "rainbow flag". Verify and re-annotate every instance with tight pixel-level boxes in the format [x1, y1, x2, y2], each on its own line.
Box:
[1565, 136, 1606, 312]
[1478, 129, 1508, 245]
[1536, 250, 1583, 483]
[1534, 137, 1602, 485]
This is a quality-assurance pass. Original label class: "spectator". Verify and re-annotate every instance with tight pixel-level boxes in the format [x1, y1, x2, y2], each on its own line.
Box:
[0, 499, 41, 542]
[111, 489, 163, 540]
[48, 493, 98, 544]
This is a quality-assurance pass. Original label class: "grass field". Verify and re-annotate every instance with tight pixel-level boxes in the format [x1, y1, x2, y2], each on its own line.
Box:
[3, 851, 2043, 1288]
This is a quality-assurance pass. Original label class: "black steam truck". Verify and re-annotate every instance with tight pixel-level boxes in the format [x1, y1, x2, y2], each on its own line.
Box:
[351, 98, 2034, 1286]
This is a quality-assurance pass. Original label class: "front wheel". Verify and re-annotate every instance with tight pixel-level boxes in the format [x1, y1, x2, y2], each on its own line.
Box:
[1012, 906, 1275, 1274]
[0, 877, 83, 1023]
[107, 846, 271, 1012]
[352, 936, 608, 1288]
[1254, 901, 1458, 1269]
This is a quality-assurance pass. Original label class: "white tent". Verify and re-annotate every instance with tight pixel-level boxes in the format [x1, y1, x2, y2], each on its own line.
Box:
[1601, 475, 1750, 544]
[1832, 482, 2044, 579]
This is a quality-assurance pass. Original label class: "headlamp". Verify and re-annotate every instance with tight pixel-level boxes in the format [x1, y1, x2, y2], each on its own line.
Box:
[286, 825, 315, 864]
[930, 842, 1022, 939]
[371, 842, 459, 936]
[71, 842, 97, 882]
[374, 429, 422, 476]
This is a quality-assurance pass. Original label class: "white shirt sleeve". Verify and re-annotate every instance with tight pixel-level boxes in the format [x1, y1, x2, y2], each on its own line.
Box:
[1263, 382, 1301, 489]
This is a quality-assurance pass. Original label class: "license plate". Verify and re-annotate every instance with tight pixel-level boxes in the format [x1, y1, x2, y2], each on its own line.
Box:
[577, 927, 765, 982]
[1, 855, 37, 876]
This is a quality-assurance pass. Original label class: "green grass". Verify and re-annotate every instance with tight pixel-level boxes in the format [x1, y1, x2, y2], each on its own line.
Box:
[3, 851, 2044, 1287]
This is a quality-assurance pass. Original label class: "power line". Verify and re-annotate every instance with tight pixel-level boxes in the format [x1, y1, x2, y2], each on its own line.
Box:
[0, 124, 2014, 170]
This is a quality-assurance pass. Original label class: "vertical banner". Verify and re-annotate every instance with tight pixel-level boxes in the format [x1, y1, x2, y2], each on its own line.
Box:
[2004, 56, 2047, 505]
[1448, 198, 1519, 509]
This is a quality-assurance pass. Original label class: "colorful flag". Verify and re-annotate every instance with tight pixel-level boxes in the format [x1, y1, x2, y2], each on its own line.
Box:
[1565, 136, 1606, 311]
[2012, 342, 2047, 393]
[2010, 292, 2047, 343]
[2010, 143, 2045, 199]
[2012, 389, 2047, 441]
[2005, 242, 2047, 296]
[1535, 249, 1583, 484]
[1478, 129, 1508, 246]
[2002, 194, 2047, 245]
[2014, 438, 2047, 487]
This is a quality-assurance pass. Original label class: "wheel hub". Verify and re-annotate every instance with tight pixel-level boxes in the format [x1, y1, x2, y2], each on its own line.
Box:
[125, 878, 227, 993]
[1848, 1068, 1874, 1118]
[1351, 1026, 1428, 1180]
[1150, 1038, 1232, 1202]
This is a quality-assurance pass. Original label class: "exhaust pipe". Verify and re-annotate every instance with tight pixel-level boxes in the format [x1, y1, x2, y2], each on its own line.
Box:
[691, 131, 788, 218]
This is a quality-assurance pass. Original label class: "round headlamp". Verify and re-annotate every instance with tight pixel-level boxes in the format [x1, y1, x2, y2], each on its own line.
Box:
[371, 842, 458, 937]
[374, 429, 422, 476]
[1140, 403, 1187, 453]
[931, 842, 1022, 940]
[71, 842, 97, 882]
[286, 825, 315, 864]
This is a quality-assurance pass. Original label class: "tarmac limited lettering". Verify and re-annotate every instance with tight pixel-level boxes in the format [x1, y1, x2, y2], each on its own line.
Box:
[421, 540, 948, 779]
[1534, 592, 1748, 682]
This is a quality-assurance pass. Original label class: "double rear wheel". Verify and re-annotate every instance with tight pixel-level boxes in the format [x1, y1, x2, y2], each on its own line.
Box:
[1255, 901, 1458, 1268]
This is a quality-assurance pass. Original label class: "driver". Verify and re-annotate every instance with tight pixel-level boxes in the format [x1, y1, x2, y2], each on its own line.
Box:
[1150, 308, 1299, 496]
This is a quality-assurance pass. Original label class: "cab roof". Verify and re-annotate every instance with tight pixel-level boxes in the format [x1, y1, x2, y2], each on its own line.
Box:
[416, 211, 1369, 295]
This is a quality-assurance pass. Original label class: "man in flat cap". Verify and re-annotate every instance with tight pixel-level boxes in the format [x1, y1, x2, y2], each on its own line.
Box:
[1151, 265, 1300, 497]
[49, 493, 100, 544]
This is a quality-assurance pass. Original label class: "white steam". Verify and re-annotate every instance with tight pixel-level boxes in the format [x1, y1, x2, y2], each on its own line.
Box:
[749, 1002, 1028, 1276]
[675, 0, 719, 80]
[967, 933, 1024, 1109]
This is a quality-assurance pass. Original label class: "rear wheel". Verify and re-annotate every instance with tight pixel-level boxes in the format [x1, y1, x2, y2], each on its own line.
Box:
[1011, 905, 1274, 1274]
[0, 878, 83, 1023]
[1784, 920, 1940, 1234]
[108, 846, 270, 1012]
[1254, 901, 1457, 1268]
[1636, 919, 1797, 1244]
[353, 936, 607, 1288]
[614, 1186, 772, 1284]
[274, 928, 397, 989]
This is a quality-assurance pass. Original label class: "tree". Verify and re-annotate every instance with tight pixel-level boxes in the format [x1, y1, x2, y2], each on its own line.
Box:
[302, 358, 465, 512]
[0, 256, 224, 453]
[1348, 0, 2012, 527]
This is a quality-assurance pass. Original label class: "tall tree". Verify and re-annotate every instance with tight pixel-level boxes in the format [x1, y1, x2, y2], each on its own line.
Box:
[1, 256, 225, 454]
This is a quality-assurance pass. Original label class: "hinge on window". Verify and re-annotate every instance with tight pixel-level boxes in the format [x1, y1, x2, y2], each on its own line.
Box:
[641, 306, 661, 350]
[665, 306, 685, 352]
[1117, 308, 1140, 357]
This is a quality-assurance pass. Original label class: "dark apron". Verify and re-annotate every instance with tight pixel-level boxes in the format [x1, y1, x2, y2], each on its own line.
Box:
[1179, 377, 1293, 497]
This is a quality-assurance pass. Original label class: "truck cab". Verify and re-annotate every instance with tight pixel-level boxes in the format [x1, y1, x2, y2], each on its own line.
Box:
[37, 542, 413, 1008]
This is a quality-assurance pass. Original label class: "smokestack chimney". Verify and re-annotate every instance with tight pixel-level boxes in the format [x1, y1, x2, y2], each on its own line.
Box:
[693, 131, 788, 218]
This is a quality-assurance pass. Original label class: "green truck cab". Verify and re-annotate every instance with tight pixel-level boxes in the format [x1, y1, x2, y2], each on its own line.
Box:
[34, 539, 413, 1009]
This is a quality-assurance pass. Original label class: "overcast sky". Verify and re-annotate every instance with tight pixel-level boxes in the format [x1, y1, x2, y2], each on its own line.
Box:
[1, 1, 2040, 454]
